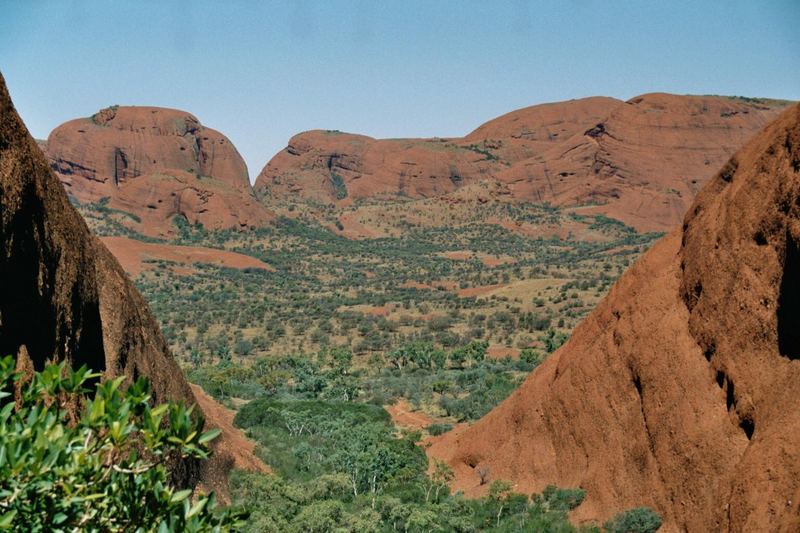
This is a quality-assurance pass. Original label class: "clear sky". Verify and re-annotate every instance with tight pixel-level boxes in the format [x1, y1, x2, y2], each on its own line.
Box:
[1, 1, 798, 181]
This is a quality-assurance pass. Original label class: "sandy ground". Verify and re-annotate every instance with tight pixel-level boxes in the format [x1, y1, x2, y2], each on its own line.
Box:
[101, 236, 272, 277]
[385, 398, 438, 431]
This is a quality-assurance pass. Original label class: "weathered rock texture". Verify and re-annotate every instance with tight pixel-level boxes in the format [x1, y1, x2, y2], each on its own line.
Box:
[0, 73, 264, 489]
[44, 105, 272, 237]
[428, 104, 800, 532]
[256, 95, 789, 232]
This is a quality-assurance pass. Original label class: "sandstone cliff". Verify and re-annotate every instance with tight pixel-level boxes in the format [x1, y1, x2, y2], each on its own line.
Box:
[256, 94, 788, 232]
[428, 104, 800, 531]
[44, 105, 272, 237]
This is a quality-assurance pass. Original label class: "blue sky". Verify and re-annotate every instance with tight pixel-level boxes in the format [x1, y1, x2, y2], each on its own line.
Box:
[1, 1, 798, 180]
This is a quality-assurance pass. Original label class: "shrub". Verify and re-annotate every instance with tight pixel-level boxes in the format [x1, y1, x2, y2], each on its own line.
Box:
[534, 485, 586, 511]
[604, 506, 663, 533]
[426, 423, 453, 436]
[0, 356, 243, 531]
[234, 398, 389, 430]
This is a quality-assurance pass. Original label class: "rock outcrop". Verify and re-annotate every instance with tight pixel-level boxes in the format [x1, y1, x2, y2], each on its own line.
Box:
[255, 94, 789, 232]
[254, 97, 618, 207]
[44, 105, 272, 237]
[0, 73, 265, 489]
[428, 104, 800, 531]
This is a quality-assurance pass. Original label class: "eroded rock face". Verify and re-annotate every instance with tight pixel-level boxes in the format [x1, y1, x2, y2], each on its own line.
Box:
[427, 104, 800, 532]
[254, 97, 619, 206]
[44, 105, 272, 237]
[0, 73, 264, 489]
[255, 94, 788, 232]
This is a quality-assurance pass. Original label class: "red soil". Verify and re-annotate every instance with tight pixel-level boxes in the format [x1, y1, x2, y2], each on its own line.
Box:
[385, 399, 438, 432]
[334, 212, 384, 239]
[101, 236, 271, 277]
[486, 346, 520, 359]
[190, 385, 270, 474]
[457, 283, 505, 298]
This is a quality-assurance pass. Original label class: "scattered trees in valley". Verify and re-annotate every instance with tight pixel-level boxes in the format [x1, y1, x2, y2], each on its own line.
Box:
[73, 199, 664, 531]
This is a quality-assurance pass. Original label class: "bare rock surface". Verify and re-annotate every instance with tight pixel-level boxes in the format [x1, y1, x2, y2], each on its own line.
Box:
[428, 104, 800, 532]
[45, 105, 272, 237]
[256, 94, 788, 232]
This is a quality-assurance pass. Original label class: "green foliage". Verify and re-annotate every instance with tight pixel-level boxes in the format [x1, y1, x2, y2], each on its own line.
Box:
[426, 423, 453, 436]
[588, 215, 636, 235]
[0, 356, 243, 531]
[113, 201, 658, 370]
[234, 398, 389, 429]
[604, 507, 663, 533]
[173, 215, 208, 243]
[331, 172, 348, 199]
[541, 328, 568, 353]
[450, 339, 489, 367]
[231, 380, 611, 532]
[465, 143, 499, 161]
[75, 152, 675, 531]
[231, 467, 595, 533]
[520, 348, 541, 365]
[534, 485, 586, 512]
[235, 397, 423, 494]
[85, 196, 142, 225]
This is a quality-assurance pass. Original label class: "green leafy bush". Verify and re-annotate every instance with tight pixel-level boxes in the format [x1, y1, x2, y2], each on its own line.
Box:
[0, 356, 243, 531]
[604, 506, 663, 533]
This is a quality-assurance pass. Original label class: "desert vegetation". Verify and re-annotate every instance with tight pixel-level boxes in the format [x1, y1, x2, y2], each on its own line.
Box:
[74, 196, 658, 425]
[65, 197, 667, 531]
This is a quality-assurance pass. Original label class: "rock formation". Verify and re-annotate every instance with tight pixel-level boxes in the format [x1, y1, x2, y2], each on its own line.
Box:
[255, 94, 788, 232]
[254, 97, 618, 207]
[0, 72, 264, 489]
[427, 104, 800, 531]
[44, 105, 272, 237]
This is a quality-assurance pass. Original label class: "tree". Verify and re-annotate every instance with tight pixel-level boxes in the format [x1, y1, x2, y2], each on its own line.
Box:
[450, 340, 488, 368]
[407, 342, 436, 369]
[449, 346, 468, 369]
[488, 479, 513, 527]
[431, 347, 448, 370]
[422, 459, 454, 503]
[234, 338, 253, 356]
[328, 422, 425, 500]
[290, 500, 345, 533]
[541, 328, 567, 353]
[387, 347, 408, 370]
[519, 348, 541, 366]
[404, 507, 440, 532]
[0, 356, 243, 531]
[328, 346, 353, 374]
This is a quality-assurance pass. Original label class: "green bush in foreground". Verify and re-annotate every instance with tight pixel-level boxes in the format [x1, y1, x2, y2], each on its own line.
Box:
[0, 356, 244, 531]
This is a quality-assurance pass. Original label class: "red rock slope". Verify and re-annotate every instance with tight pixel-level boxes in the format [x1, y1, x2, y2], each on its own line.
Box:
[254, 97, 618, 205]
[255, 94, 788, 232]
[0, 72, 265, 489]
[427, 104, 800, 531]
[44, 105, 272, 237]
